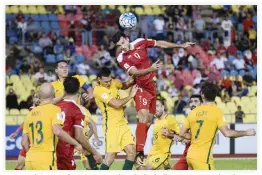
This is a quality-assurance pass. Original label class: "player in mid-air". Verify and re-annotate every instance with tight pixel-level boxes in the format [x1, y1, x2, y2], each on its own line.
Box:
[22, 83, 83, 170]
[179, 82, 256, 170]
[137, 97, 180, 170]
[56, 77, 102, 170]
[51, 60, 93, 102]
[94, 67, 138, 170]
[173, 95, 202, 170]
[111, 31, 195, 164]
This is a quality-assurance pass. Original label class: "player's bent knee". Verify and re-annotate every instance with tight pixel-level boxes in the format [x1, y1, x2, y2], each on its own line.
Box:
[125, 144, 136, 159]
[104, 153, 117, 166]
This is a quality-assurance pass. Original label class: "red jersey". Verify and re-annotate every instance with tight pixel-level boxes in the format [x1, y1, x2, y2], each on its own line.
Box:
[183, 142, 191, 156]
[117, 38, 157, 90]
[56, 100, 85, 159]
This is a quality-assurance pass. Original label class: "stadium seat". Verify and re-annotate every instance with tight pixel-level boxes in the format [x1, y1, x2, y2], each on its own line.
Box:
[153, 7, 162, 15]
[17, 115, 25, 124]
[41, 21, 50, 29]
[28, 5, 38, 14]
[50, 22, 60, 29]
[118, 6, 126, 13]
[20, 74, 31, 83]
[230, 70, 238, 76]
[6, 116, 17, 125]
[10, 75, 20, 83]
[243, 114, 257, 123]
[37, 5, 47, 14]
[75, 55, 85, 64]
[231, 96, 241, 106]
[57, 14, 66, 21]
[46, 54, 56, 64]
[10, 5, 19, 14]
[9, 36, 18, 45]
[240, 96, 251, 105]
[39, 14, 49, 21]
[6, 6, 11, 14]
[30, 14, 40, 21]
[9, 109, 20, 116]
[144, 7, 154, 15]
[47, 14, 56, 21]
[32, 45, 43, 54]
[7, 30, 16, 37]
[239, 70, 246, 76]
[66, 14, 74, 21]
[135, 7, 144, 15]
[6, 109, 9, 115]
[175, 114, 185, 124]
[74, 14, 83, 21]
[20, 109, 29, 115]
[56, 54, 64, 61]
[19, 5, 29, 14]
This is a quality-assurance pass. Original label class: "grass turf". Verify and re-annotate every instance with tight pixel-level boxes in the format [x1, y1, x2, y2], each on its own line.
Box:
[6, 159, 257, 170]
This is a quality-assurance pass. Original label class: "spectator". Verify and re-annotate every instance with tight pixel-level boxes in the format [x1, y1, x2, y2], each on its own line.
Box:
[64, 49, 73, 63]
[165, 16, 175, 32]
[221, 15, 233, 40]
[64, 5, 77, 15]
[193, 72, 203, 85]
[232, 52, 246, 71]
[242, 14, 253, 33]
[44, 69, 56, 82]
[6, 88, 19, 109]
[172, 51, 180, 68]
[66, 38, 76, 54]
[34, 67, 46, 85]
[15, 10, 25, 24]
[153, 15, 165, 40]
[17, 18, 27, 33]
[174, 94, 187, 114]
[192, 84, 201, 95]
[175, 17, 187, 40]
[140, 15, 150, 38]
[26, 89, 35, 108]
[227, 40, 238, 56]
[189, 53, 202, 70]
[32, 59, 42, 73]
[185, 18, 194, 42]
[39, 33, 52, 49]
[20, 59, 31, 74]
[25, 53, 37, 65]
[77, 60, 91, 75]
[53, 39, 64, 55]
[168, 83, 179, 97]
[156, 75, 166, 90]
[124, 101, 137, 123]
[194, 14, 205, 41]
[68, 20, 76, 42]
[238, 33, 251, 51]
[235, 106, 245, 123]
[175, 34, 185, 44]
[210, 53, 228, 71]
[81, 14, 93, 46]
[248, 25, 257, 50]
[216, 42, 227, 54]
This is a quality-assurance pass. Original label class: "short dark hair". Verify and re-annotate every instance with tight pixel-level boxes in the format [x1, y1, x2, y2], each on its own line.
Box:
[111, 31, 126, 44]
[200, 82, 218, 102]
[56, 60, 68, 68]
[63, 76, 80, 95]
[190, 94, 203, 103]
[97, 67, 111, 78]
[156, 95, 167, 110]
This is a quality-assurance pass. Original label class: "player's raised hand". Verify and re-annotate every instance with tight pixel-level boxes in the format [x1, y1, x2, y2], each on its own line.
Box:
[182, 42, 195, 49]
[9, 132, 18, 139]
[150, 60, 163, 71]
[130, 85, 139, 97]
[246, 129, 256, 136]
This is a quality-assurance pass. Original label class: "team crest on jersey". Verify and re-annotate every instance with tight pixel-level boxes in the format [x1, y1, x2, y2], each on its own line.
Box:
[57, 111, 65, 123]
[81, 119, 84, 127]
[102, 93, 109, 99]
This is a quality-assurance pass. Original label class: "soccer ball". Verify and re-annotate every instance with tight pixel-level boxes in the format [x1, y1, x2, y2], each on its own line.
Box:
[119, 12, 137, 29]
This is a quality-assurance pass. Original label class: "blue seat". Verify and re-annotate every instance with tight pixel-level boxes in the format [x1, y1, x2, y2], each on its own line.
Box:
[46, 54, 56, 64]
[6, 14, 15, 20]
[32, 45, 43, 54]
[30, 14, 40, 21]
[7, 30, 16, 37]
[239, 70, 246, 76]
[24, 14, 30, 20]
[48, 14, 57, 21]
[237, 23, 243, 32]
[75, 55, 85, 64]
[56, 54, 64, 61]
[41, 21, 50, 28]
[33, 21, 41, 28]
[9, 36, 18, 44]
[221, 70, 229, 77]
[50, 22, 60, 29]
[230, 70, 238, 76]
[39, 14, 48, 21]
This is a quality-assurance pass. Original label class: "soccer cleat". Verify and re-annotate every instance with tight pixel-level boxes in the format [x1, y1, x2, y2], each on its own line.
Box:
[135, 151, 146, 166]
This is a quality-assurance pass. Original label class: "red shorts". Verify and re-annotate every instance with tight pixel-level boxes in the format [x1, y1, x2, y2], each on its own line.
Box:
[57, 157, 76, 170]
[19, 147, 27, 157]
[173, 156, 188, 170]
[134, 84, 156, 114]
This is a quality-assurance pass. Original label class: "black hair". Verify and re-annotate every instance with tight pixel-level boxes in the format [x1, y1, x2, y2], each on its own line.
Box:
[97, 67, 111, 78]
[190, 94, 203, 103]
[111, 31, 126, 45]
[63, 76, 80, 95]
[200, 82, 218, 102]
[55, 60, 68, 68]
[156, 95, 167, 111]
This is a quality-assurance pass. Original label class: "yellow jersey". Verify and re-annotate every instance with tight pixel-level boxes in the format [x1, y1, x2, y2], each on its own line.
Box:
[51, 75, 85, 97]
[23, 103, 64, 160]
[82, 106, 92, 135]
[184, 104, 227, 163]
[149, 115, 180, 155]
[249, 30, 256, 40]
[94, 79, 127, 127]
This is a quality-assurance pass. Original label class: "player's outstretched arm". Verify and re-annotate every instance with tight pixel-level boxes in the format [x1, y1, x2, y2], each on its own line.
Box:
[52, 91, 66, 104]
[179, 126, 191, 140]
[9, 122, 24, 139]
[52, 124, 83, 153]
[121, 77, 135, 90]
[108, 85, 138, 108]
[219, 125, 256, 138]
[155, 40, 195, 49]
[87, 118, 100, 142]
[21, 134, 30, 152]
[129, 60, 163, 78]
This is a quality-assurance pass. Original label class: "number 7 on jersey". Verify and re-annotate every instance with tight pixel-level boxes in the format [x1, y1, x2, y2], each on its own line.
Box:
[195, 120, 204, 139]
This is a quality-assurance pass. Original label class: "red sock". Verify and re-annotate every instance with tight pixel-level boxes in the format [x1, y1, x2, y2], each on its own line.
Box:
[136, 122, 148, 152]
[15, 168, 21, 170]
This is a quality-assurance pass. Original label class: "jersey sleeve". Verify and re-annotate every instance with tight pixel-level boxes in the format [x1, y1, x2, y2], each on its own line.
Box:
[117, 53, 136, 73]
[113, 79, 123, 89]
[51, 107, 65, 126]
[73, 108, 85, 128]
[131, 38, 156, 48]
[167, 116, 180, 134]
[183, 114, 191, 129]
[94, 87, 114, 104]
[217, 110, 227, 128]
[144, 39, 156, 48]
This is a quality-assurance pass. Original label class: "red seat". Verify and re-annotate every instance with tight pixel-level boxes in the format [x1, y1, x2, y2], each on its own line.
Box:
[57, 15, 66, 21]
[74, 14, 83, 21]
[192, 70, 200, 78]
[182, 70, 191, 77]
[90, 45, 98, 55]
[75, 47, 83, 54]
[66, 14, 74, 21]
[174, 70, 182, 77]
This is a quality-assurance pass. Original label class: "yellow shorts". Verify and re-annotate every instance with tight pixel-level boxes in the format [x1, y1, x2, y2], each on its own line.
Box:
[80, 153, 87, 161]
[25, 151, 57, 170]
[147, 153, 171, 170]
[187, 157, 215, 170]
[104, 124, 135, 153]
